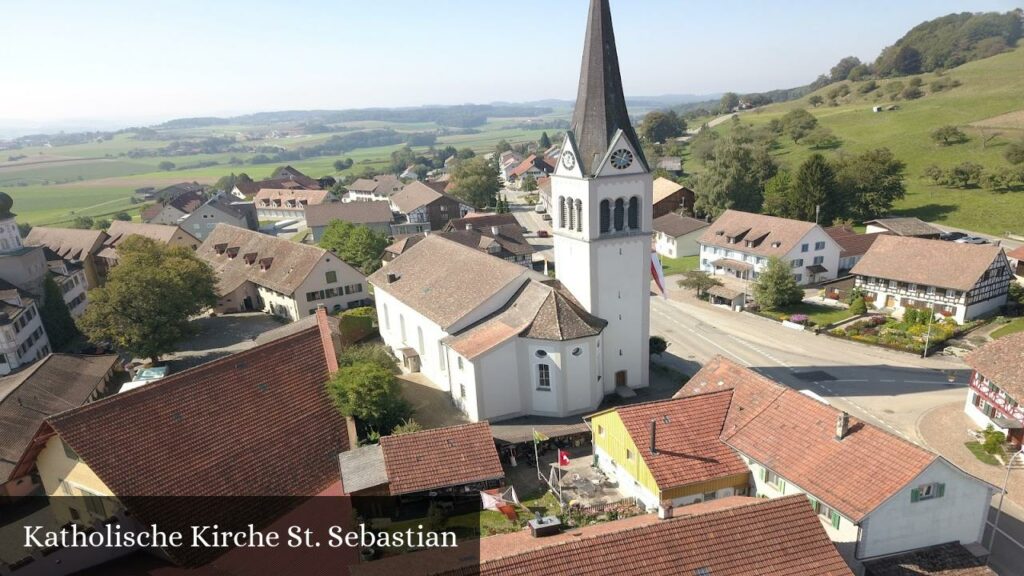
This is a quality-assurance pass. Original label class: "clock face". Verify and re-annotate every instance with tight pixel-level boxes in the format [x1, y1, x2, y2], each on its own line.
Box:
[561, 151, 576, 170]
[610, 149, 634, 170]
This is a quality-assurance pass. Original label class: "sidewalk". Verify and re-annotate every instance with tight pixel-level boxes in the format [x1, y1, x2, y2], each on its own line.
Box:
[917, 401, 1024, 507]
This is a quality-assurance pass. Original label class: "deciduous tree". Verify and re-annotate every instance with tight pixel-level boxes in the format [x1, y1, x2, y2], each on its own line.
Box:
[639, 110, 687, 143]
[449, 157, 501, 209]
[834, 148, 907, 221]
[753, 257, 804, 310]
[326, 361, 412, 439]
[319, 221, 390, 275]
[676, 271, 723, 299]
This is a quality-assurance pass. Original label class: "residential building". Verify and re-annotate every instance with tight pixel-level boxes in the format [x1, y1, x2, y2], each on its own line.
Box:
[24, 226, 107, 289]
[371, 0, 652, 421]
[140, 188, 206, 225]
[865, 217, 943, 239]
[231, 166, 322, 199]
[698, 209, 842, 286]
[344, 175, 404, 203]
[1007, 245, 1024, 279]
[390, 181, 473, 234]
[652, 213, 708, 259]
[43, 249, 88, 317]
[826, 225, 884, 275]
[506, 154, 555, 189]
[339, 422, 503, 515]
[0, 353, 117, 498]
[537, 176, 552, 212]
[498, 151, 523, 183]
[17, 312, 351, 571]
[98, 221, 200, 271]
[352, 496, 853, 576]
[253, 188, 330, 221]
[677, 356, 996, 565]
[306, 200, 394, 242]
[0, 280, 50, 375]
[656, 156, 683, 174]
[589, 392, 751, 511]
[436, 213, 535, 266]
[851, 235, 1012, 323]
[963, 332, 1024, 446]
[198, 224, 368, 321]
[178, 194, 258, 240]
[651, 177, 694, 218]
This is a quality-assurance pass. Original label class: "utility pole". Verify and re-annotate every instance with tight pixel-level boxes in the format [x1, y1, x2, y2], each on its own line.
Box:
[922, 305, 935, 358]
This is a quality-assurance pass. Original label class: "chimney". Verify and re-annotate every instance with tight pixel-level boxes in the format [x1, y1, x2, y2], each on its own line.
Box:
[649, 420, 658, 455]
[835, 411, 850, 441]
[491, 225, 501, 236]
[386, 273, 399, 284]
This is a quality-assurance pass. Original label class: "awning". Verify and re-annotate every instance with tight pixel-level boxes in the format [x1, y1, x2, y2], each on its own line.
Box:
[711, 258, 754, 272]
[806, 264, 829, 274]
[398, 347, 419, 360]
[708, 285, 744, 300]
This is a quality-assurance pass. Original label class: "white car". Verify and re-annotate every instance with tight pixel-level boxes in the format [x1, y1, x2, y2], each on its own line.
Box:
[954, 236, 990, 245]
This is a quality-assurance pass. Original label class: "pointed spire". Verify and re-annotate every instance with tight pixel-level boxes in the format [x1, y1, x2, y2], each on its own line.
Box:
[570, 0, 647, 176]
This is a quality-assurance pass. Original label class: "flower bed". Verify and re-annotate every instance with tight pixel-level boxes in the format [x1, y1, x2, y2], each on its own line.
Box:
[828, 314, 981, 355]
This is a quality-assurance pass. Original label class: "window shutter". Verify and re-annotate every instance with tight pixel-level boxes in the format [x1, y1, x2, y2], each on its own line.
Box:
[761, 469, 768, 483]
[937, 483, 945, 498]
[779, 480, 786, 494]
[911, 488, 920, 503]
[831, 511, 841, 530]
[808, 497, 818, 512]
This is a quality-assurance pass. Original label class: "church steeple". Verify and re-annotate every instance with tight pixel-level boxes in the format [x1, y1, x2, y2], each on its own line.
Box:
[569, 0, 648, 176]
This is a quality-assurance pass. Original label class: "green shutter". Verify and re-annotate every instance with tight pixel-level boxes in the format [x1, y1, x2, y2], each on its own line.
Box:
[779, 480, 786, 494]
[831, 511, 841, 529]
[911, 488, 920, 503]
[808, 497, 819, 512]
[937, 483, 945, 498]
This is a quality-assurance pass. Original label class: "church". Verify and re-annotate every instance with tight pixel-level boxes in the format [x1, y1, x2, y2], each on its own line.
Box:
[368, 0, 652, 422]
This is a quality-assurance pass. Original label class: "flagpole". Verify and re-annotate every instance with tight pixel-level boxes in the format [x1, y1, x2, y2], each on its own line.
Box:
[532, 428, 541, 482]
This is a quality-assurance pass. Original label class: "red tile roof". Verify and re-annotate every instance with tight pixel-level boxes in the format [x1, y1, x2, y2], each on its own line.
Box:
[612, 392, 749, 491]
[965, 332, 1024, 404]
[378, 422, 503, 496]
[1006, 245, 1024, 261]
[851, 235, 1006, 292]
[351, 495, 853, 576]
[825, 226, 885, 259]
[677, 357, 938, 522]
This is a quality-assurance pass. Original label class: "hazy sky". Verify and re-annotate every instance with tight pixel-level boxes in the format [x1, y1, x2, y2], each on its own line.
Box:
[0, 0, 1019, 126]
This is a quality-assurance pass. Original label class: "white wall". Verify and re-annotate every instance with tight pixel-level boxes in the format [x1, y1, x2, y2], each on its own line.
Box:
[858, 459, 992, 559]
[375, 289, 450, 386]
[699, 226, 841, 286]
[294, 256, 369, 318]
[476, 340, 521, 421]
[594, 445, 660, 511]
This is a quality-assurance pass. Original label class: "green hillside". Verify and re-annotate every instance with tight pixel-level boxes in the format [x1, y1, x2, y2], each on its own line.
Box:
[708, 47, 1024, 235]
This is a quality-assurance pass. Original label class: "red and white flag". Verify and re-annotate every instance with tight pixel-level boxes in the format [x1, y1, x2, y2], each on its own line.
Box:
[558, 450, 570, 467]
[651, 251, 668, 299]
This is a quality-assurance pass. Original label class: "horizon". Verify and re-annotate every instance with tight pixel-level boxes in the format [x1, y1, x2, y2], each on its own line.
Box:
[0, 0, 1019, 132]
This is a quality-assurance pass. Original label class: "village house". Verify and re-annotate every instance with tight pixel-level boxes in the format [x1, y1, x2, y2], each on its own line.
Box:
[24, 226, 107, 289]
[344, 175, 404, 203]
[306, 200, 394, 242]
[963, 332, 1024, 447]
[588, 392, 752, 511]
[651, 176, 695, 218]
[11, 312, 352, 572]
[537, 176, 552, 212]
[652, 212, 708, 259]
[825, 225, 885, 275]
[506, 154, 556, 189]
[676, 356, 996, 566]
[253, 188, 330, 222]
[140, 188, 206, 225]
[390, 181, 473, 234]
[177, 194, 258, 241]
[0, 353, 117, 499]
[656, 156, 683, 175]
[351, 496, 853, 576]
[42, 249, 87, 317]
[230, 166, 322, 199]
[1007, 245, 1024, 280]
[851, 235, 1012, 323]
[198, 224, 368, 321]
[865, 217, 943, 239]
[498, 151, 523, 183]
[384, 225, 534, 268]
[0, 281, 50, 375]
[98, 221, 199, 272]
[698, 209, 842, 286]
[338, 422, 503, 517]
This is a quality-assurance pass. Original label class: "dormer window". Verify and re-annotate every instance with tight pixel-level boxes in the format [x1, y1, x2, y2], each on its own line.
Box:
[260, 257, 274, 271]
[244, 253, 257, 265]
[771, 242, 782, 248]
[715, 230, 724, 236]
[214, 243, 228, 255]
[226, 247, 239, 259]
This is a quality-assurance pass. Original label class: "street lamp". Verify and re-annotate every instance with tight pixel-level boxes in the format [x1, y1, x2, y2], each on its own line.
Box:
[922, 304, 936, 359]
[988, 445, 1024, 559]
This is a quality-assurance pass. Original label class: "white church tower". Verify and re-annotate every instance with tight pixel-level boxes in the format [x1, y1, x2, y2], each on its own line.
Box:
[553, 0, 652, 392]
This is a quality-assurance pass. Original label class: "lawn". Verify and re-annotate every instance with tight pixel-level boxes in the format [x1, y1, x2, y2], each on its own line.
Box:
[964, 441, 1001, 466]
[761, 303, 854, 327]
[992, 317, 1024, 339]
[659, 255, 699, 276]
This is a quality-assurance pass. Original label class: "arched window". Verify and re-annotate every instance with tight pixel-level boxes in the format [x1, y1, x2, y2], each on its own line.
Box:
[558, 196, 566, 229]
[599, 200, 611, 233]
[628, 196, 639, 230]
[613, 199, 625, 231]
[567, 197, 575, 231]
[575, 200, 583, 232]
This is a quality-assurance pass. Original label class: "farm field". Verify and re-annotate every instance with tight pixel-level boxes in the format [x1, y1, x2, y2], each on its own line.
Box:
[704, 47, 1024, 236]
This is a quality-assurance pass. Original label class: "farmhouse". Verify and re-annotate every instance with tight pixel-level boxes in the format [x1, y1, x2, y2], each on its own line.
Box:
[1006, 245, 1024, 279]
[390, 181, 473, 234]
[651, 176, 694, 218]
[231, 166, 322, 199]
[865, 217, 943, 239]
[140, 188, 206, 225]
[306, 200, 394, 242]
[677, 356, 996, 565]
[963, 332, 1024, 446]
[253, 188, 330, 221]
[698, 209, 841, 286]
[177, 194, 258, 240]
[198, 224, 368, 321]
[851, 235, 1012, 323]
[99, 221, 199, 267]
[344, 175, 404, 203]
[652, 212, 708, 258]
[825, 225, 884, 275]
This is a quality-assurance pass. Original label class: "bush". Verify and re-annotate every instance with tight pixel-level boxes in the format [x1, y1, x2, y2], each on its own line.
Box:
[789, 314, 810, 325]
[901, 86, 924, 100]
[983, 426, 1006, 455]
[649, 336, 668, 355]
[849, 297, 867, 315]
[338, 344, 398, 373]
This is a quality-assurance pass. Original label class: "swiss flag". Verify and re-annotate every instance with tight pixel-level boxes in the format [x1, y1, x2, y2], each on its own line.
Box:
[558, 450, 570, 467]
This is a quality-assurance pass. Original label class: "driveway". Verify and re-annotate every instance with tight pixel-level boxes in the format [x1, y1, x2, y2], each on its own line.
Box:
[155, 313, 287, 373]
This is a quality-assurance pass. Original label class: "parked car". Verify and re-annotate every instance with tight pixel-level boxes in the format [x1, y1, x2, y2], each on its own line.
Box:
[537, 230, 550, 238]
[955, 236, 990, 245]
[940, 231, 967, 242]
[542, 214, 552, 221]
[534, 204, 546, 214]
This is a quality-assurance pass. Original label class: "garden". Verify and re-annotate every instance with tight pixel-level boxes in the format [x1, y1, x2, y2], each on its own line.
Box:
[754, 303, 855, 328]
[828, 308, 977, 355]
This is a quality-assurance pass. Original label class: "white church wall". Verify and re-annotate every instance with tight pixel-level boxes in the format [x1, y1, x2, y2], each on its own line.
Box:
[476, 339, 522, 422]
[563, 335, 600, 413]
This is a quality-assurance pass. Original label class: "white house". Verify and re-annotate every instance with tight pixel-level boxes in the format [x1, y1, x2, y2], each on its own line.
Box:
[198, 224, 369, 322]
[305, 200, 394, 243]
[963, 332, 1024, 446]
[0, 281, 50, 375]
[652, 213, 708, 259]
[344, 175, 404, 203]
[253, 188, 330, 222]
[679, 357, 997, 567]
[698, 210, 841, 286]
[851, 235, 1012, 324]
[178, 194, 258, 241]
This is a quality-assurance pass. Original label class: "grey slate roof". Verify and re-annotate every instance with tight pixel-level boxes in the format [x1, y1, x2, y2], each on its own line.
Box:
[24, 227, 107, 261]
[305, 200, 394, 228]
[653, 213, 709, 238]
[569, 0, 647, 176]
[338, 444, 388, 493]
[864, 217, 943, 238]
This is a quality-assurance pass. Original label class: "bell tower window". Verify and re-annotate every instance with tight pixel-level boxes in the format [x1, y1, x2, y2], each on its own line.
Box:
[613, 199, 625, 231]
[575, 200, 583, 232]
[599, 200, 610, 233]
[628, 197, 639, 230]
[558, 197, 567, 229]
[567, 198, 575, 230]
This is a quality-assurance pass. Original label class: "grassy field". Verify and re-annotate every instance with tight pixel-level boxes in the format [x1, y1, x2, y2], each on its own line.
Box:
[659, 255, 699, 276]
[992, 317, 1024, 339]
[707, 47, 1024, 235]
[964, 441, 1001, 466]
[760, 303, 855, 327]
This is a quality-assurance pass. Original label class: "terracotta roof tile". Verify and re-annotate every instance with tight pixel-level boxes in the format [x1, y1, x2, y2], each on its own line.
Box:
[678, 357, 937, 522]
[965, 332, 1024, 404]
[825, 226, 885, 259]
[699, 210, 824, 258]
[378, 422, 503, 496]
[851, 235, 1006, 292]
[1006, 245, 1024, 261]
